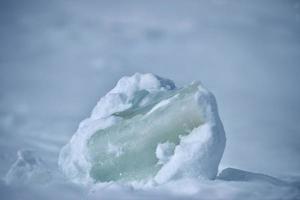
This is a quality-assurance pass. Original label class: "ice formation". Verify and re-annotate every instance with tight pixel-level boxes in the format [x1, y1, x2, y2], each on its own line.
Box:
[5, 150, 51, 185]
[59, 73, 226, 184]
[217, 168, 288, 186]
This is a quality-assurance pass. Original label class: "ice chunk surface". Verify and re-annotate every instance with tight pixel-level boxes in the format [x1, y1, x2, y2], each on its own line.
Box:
[59, 73, 226, 184]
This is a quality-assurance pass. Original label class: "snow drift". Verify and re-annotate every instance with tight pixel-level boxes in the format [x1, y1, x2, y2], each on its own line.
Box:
[4, 150, 51, 185]
[59, 73, 226, 184]
[217, 168, 289, 186]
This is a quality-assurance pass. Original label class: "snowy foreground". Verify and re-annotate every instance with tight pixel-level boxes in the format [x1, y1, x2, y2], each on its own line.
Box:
[2, 74, 300, 199]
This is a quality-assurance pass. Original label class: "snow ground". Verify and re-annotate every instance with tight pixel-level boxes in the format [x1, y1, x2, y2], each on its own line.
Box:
[0, 0, 300, 199]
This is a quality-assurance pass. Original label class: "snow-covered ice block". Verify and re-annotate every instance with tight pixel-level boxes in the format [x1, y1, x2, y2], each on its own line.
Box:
[5, 150, 51, 185]
[59, 73, 226, 184]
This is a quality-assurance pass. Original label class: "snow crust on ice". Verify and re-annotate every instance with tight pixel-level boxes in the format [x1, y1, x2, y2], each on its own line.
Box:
[59, 73, 226, 184]
[155, 141, 176, 165]
[91, 73, 176, 119]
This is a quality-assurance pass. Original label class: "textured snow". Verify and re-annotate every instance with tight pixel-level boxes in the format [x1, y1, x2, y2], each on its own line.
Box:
[155, 142, 176, 165]
[55, 73, 300, 200]
[4, 150, 51, 185]
[91, 73, 176, 119]
[217, 168, 288, 186]
[2, 74, 300, 200]
[1, 1, 300, 199]
[59, 73, 226, 184]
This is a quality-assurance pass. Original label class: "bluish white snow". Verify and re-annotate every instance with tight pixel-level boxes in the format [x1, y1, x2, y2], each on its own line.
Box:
[1, 1, 300, 199]
[3, 74, 298, 200]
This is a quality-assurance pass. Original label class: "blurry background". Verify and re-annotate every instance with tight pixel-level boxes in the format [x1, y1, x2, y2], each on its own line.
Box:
[0, 0, 300, 179]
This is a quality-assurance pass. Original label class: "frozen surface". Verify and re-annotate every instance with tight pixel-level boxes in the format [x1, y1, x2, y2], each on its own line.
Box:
[4, 150, 51, 185]
[87, 177, 300, 200]
[217, 167, 288, 186]
[2, 73, 300, 199]
[55, 74, 299, 199]
[1, 1, 300, 199]
[59, 73, 226, 184]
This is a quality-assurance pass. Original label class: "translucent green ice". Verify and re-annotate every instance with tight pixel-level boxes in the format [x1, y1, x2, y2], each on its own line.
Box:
[88, 84, 203, 182]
